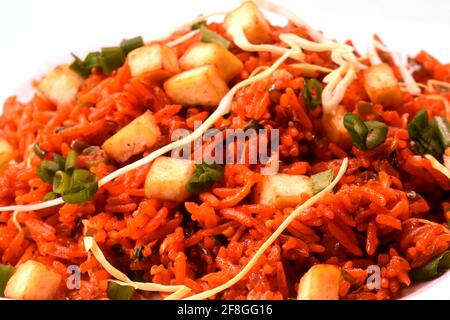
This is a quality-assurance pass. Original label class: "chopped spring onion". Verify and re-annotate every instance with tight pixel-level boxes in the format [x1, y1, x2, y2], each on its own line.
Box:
[303, 78, 323, 110]
[53, 171, 71, 194]
[344, 114, 388, 151]
[83, 52, 101, 69]
[131, 247, 144, 262]
[191, 20, 207, 30]
[36, 160, 59, 183]
[186, 163, 224, 194]
[431, 116, 450, 149]
[311, 169, 334, 195]
[44, 192, 59, 201]
[99, 47, 125, 74]
[120, 36, 144, 56]
[33, 143, 47, 159]
[365, 121, 389, 150]
[410, 251, 450, 281]
[243, 120, 263, 131]
[65, 150, 78, 173]
[53, 154, 66, 171]
[408, 109, 444, 159]
[69, 54, 90, 78]
[107, 281, 135, 300]
[0, 264, 15, 297]
[62, 169, 98, 204]
[344, 114, 369, 150]
[200, 26, 231, 49]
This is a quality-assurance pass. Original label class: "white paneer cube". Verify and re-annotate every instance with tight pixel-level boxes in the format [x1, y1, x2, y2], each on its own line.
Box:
[179, 43, 244, 82]
[38, 66, 83, 105]
[297, 264, 342, 300]
[4, 260, 62, 300]
[364, 63, 403, 107]
[322, 105, 352, 149]
[225, 1, 272, 44]
[102, 111, 161, 163]
[128, 44, 179, 79]
[0, 139, 13, 168]
[164, 65, 229, 106]
[145, 156, 195, 202]
[254, 174, 313, 209]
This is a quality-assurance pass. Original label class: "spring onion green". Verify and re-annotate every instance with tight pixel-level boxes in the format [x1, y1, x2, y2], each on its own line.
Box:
[311, 169, 334, 195]
[303, 79, 323, 110]
[107, 281, 135, 300]
[200, 26, 231, 49]
[120, 36, 144, 55]
[186, 163, 225, 194]
[344, 114, 388, 150]
[410, 251, 450, 281]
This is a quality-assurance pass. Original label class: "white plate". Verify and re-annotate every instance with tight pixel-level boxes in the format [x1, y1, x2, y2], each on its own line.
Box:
[0, 0, 449, 300]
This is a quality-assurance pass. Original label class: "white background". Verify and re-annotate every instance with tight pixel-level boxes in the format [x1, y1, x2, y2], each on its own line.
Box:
[0, 0, 449, 299]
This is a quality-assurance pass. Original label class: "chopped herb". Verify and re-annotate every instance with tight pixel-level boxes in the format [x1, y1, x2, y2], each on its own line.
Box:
[343, 114, 368, 150]
[410, 251, 450, 281]
[186, 163, 225, 194]
[53, 171, 71, 194]
[303, 79, 323, 110]
[99, 47, 125, 74]
[62, 169, 98, 204]
[191, 20, 207, 30]
[0, 264, 15, 297]
[431, 116, 450, 149]
[365, 121, 389, 150]
[344, 114, 388, 150]
[69, 54, 90, 78]
[44, 192, 59, 201]
[53, 154, 66, 171]
[131, 247, 144, 261]
[120, 36, 144, 56]
[311, 169, 334, 195]
[408, 109, 444, 159]
[244, 120, 263, 131]
[36, 160, 59, 183]
[200, 26, 231, 49]
[83, 52, 101, 70]
[65, 150, 78, 173]
[33, 143, 47, 159]
[107, 281, 135, 300]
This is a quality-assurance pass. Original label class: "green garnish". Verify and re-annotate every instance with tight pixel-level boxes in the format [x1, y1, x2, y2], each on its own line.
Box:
[410, 251, 450, 281]
[69, 54, 90, 78]
[65, 150, 78, 173]
[62, 169, 99, 204]
[99, 47, 125, 74]
[70, 36, 144, 77]
[303, 79, 323, 110]
[344, 114, 388, 150]
[107, 281, 135, 300]
[44, 192, 59, 201]
[53, 171, 71, 194]
[311, 169, 334, 195]
[131, 247, 144, 262]
[431, 116, 450, 149]
[120, 36, 144, 56]
[191, 20, 207, 30]
[36, 160, 59, 183]
[244, 120, 263, 131]
[408, 109, 445, 159]
[33, 143, 47, 159]
[37, 151, 99, 204]
[0, 264, 15, 297]
[186, 163, 225, 194]
[200, 26, 231, 49]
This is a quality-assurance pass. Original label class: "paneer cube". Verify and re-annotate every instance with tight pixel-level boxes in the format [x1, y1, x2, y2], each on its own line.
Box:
[4, 260, 62, 300]
[0, 139, 13, 168]
[179, 43, 244, 82]
[254, 174, 313, 209]
[322, 105, 352, 149]
[102, 111, 161, 163]
[297, 264, 342, 300]
[38, 66, 83, 105]
[145, 156, 195, 202]
[128, 44, 179, 79]
[364, 63, 403, 107]
[164, 65, 229, 106]
[225, 1, 272, 45]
